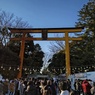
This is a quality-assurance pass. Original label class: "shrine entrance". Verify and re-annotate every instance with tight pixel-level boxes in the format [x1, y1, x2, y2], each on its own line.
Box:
[9, 27, 83, 78]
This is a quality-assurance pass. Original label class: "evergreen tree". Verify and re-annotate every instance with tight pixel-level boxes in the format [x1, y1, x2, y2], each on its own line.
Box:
[72, 0, 95, 66]
[48, 0, 95, 74]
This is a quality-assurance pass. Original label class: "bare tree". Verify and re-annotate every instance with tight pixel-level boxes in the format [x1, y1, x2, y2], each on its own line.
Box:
[48, 33, 65, 53]
[0, 10, 30, 46]
[0, 10, 29, 28]
[49, 41, 65, 54]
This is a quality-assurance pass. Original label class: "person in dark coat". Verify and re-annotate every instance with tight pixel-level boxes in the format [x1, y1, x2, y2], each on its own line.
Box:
[25, 81, 37, 95]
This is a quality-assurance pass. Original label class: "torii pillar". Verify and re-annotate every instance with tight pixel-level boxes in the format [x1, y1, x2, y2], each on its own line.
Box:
[18, 33, 26, 78]
[65, 32, 71, 77]
[9, 27, 83, 78]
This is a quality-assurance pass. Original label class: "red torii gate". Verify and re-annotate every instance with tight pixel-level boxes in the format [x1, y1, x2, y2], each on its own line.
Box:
[9, 27, 83, 78]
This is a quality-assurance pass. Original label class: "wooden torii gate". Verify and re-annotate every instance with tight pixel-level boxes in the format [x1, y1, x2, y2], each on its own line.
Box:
[9, 27, 83, 78]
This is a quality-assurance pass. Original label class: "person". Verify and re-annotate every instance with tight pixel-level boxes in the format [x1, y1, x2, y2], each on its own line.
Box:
[90, 82, 95, 95]
[40, 80, 47, 95]
[25, 81, 37, 95]
[3, 79, 9, 95]
[82, 80, 92, 95]
[50, 79, 57, 95]
[41, 80, 52, 95]
[74, 79, 82, 95]
[14, 79, 19, 95]
[0, 81, 4, 95]
[35, 81, 42, 95]
[70, 89, 76, 95]
[66, 79, 71, 92]
[19, 80, 25, 95]
[9, 80, 15, 95]
[59, 81, 69, 95]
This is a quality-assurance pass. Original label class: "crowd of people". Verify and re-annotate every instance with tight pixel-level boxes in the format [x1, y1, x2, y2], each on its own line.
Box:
[73, 79, 95, 95]
[0, 77, 95, 95]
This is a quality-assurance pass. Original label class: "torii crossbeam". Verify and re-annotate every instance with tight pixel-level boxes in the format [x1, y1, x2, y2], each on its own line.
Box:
[9, 27, 83, 78]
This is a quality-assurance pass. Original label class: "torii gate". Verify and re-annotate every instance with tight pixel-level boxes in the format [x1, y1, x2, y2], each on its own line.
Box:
[9, 27, 83, 78]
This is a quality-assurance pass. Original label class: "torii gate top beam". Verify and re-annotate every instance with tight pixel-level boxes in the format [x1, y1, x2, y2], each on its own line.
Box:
[9, 27, 83, 33]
